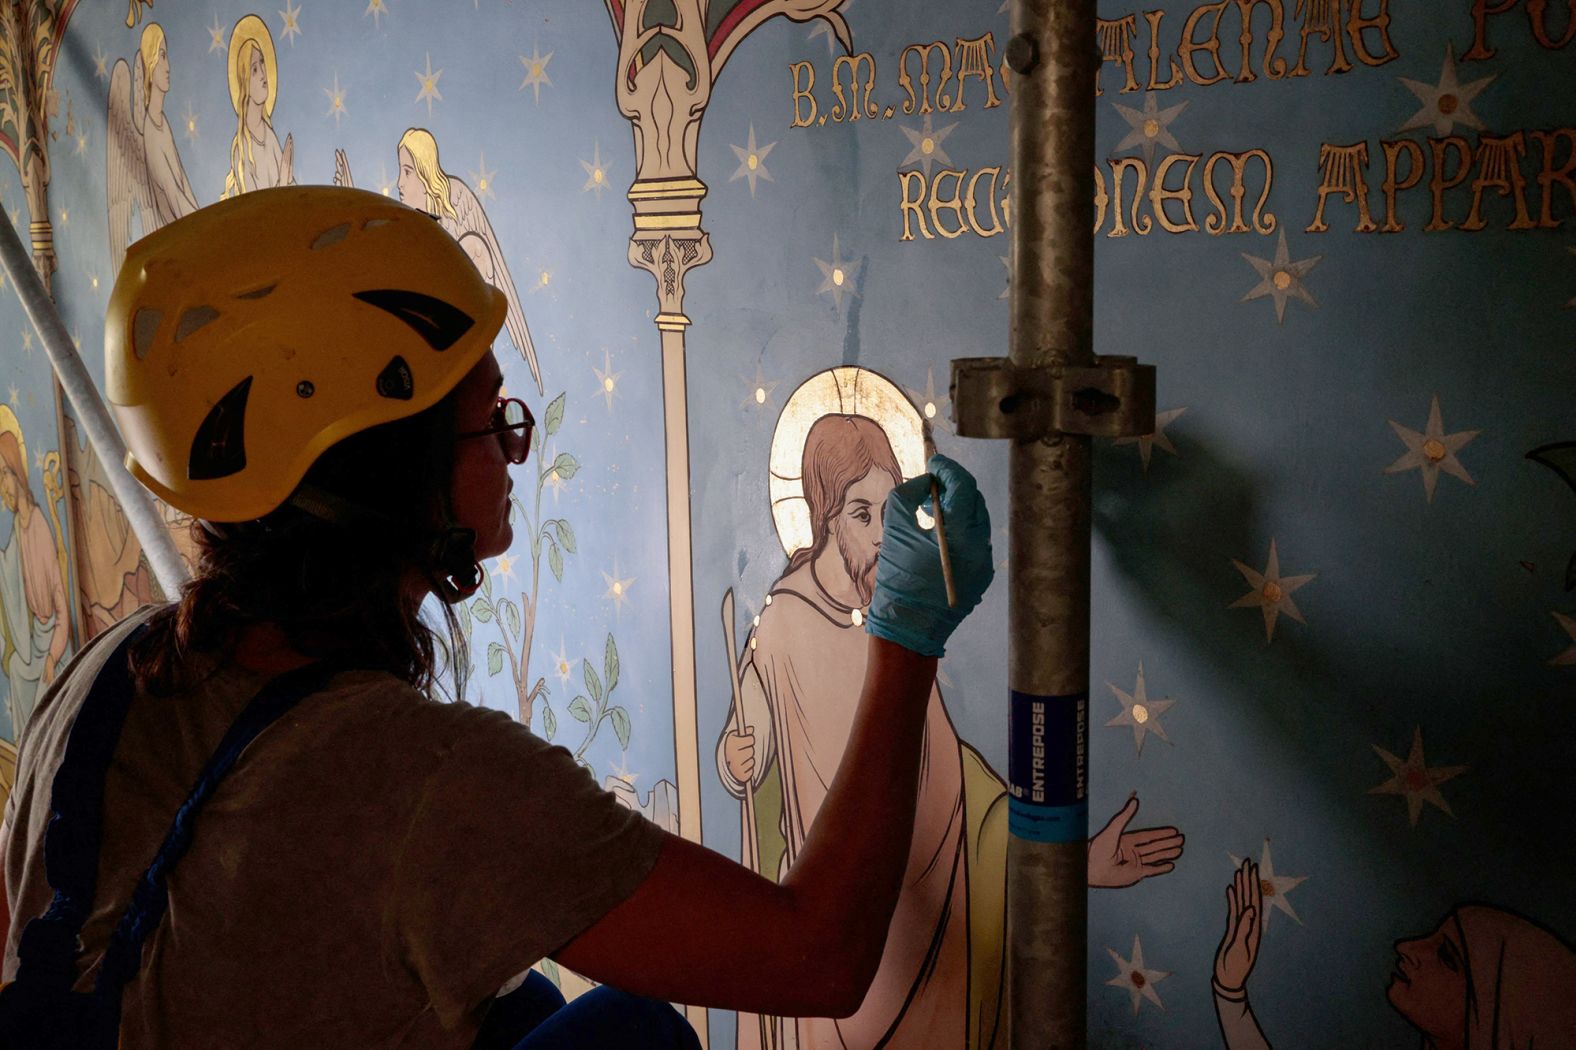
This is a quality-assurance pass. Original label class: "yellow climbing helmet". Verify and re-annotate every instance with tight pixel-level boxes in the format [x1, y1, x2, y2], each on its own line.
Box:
[105, 185, 507, 523]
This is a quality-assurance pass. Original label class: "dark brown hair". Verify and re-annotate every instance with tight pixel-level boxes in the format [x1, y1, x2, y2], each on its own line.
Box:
[128, 394, 471, 700]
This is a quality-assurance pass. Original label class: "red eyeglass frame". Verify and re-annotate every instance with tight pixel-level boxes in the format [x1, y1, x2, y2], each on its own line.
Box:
[457, 396, 535, 465]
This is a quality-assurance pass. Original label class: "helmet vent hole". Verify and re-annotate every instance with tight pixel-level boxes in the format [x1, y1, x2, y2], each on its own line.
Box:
[175, 305, 221, 343]
[351, 289, 475, 351]
[188, 376, 253, 481]
[376, 356, 415, 400]
[362, 218, 392, 230]
[311, 223, 352, 251]
[234, 283, 277, 300]
[132, 308, 162, 360]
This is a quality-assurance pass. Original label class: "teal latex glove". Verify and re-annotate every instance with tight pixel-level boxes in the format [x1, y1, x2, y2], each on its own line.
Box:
[864, 455, 994, 658]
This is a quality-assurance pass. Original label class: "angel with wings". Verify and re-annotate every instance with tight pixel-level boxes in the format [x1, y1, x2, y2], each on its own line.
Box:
[333, 129, 542, 392]
[106, 22, 199, 275]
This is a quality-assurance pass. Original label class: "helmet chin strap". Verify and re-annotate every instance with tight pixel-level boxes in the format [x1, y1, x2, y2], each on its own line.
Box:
[286, 484, 482, 604]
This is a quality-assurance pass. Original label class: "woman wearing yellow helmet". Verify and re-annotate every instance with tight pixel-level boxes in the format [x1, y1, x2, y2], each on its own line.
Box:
[0, 186, 995, 1050]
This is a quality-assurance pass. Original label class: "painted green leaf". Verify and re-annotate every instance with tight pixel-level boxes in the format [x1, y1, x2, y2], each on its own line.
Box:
[552, 452, 580, 481]
[531, 422, 543, 456]
[541, 704, 557, 741]
[500, 598, 521, 639]
[457, 600, 472, 638]
[540, 959, 562, 988]
[544, 392, 566, 437]
[487, 642, 504, 676]
[471, 599, 494, 623]
[583, 661, 603, 704]
[554, 519, 577, 554]
[604, 634, 620, 694]
[610, 706, 631, 750]
[568, 696, 592, 723]
[480, 562, 493, 601]
[548, 541, 564, 582]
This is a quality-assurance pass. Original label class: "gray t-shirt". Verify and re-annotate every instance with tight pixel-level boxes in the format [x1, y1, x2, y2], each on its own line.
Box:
[2, 607, 667, 1048]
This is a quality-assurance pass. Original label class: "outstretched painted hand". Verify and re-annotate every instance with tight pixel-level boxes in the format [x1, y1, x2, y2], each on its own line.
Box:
[1086, 796, 1185, 888]
[1213, 858, 1263, 993]
[865, 455, 994, 658]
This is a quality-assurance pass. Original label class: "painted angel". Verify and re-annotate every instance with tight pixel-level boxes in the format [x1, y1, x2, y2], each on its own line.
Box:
[107, 23, 198, 276]
[333, 131, 542, 392]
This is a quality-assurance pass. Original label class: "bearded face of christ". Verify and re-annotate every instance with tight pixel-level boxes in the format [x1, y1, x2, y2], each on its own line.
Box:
[827, 467, 897, 606]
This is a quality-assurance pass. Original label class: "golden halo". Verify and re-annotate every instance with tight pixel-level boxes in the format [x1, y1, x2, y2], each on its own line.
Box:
[227, 14, 278, 118]
[768, 366, 924, 557]
[0, 405, 26, 473]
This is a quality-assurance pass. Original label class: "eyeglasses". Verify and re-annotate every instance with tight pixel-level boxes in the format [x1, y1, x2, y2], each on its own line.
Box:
[457, 396, 535, 465]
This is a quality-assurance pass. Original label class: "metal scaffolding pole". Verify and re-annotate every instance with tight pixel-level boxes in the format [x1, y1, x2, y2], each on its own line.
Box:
[953, 0, 1154, 1043]
[0, 214, 189, 600]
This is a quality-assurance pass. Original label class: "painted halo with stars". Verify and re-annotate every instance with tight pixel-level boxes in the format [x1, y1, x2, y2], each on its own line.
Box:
[769, 367, 925, 557]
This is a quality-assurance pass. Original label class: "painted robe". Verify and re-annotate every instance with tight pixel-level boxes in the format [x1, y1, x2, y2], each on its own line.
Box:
[1, 508, 67, 740]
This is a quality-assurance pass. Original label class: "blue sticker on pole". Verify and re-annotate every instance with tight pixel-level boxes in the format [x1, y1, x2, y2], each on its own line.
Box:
[1007, 690, 1088, 843]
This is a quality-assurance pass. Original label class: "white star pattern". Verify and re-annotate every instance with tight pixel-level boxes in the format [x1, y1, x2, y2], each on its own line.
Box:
[1368, 726, 1468, 828]
[470, 152, 498, 201]
[519, 44, 554, 104]
[1227, 840, 1308, 927]
[594, 349, 623, 411]
[323, 72, 348, 127]
[414, 54, 443, 115]
[580, 142, 612, 198]
[182, 100, 200, 142]
[1384, 395, 1479, 503]
[1105, 936, 1169, 1015]
[1114, 406, 1186, 474]
[551, 639, 578, 689]
[1398, 45, 1494, 137]
[1230, 539, 1315, 644]
[1112, 92, 1189, 165]
[813, 234, 859, 309]
[1241, 230, 1321, 324]
[729, 125, 776, 197]
[278, 0, 302, 45]
[603, 565, 636, 612]
[365, 0, 389, 30]
[740, 362, 779, 411]
[207, 15, 226, 53]
[1104, 661, 1175, 755]
[899, 114, 958, 176]
[1548, 611, 1576, 666]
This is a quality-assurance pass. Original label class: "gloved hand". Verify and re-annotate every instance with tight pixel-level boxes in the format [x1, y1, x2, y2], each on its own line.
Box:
[864, 455, 994, 658]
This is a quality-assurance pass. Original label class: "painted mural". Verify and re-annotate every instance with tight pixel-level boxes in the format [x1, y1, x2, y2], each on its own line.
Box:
[0, 0, 1569, 1046]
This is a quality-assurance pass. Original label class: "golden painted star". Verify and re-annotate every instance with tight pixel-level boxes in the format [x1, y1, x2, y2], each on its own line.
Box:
[814, 233, 859, 309]
[1105, 936, 1169, 1015]
[899, 114, 958, 176]
[86, 268, 100, 292]
[376, 162, 394, 198]
[609, 753, 640, 786]
[1368, 726, 1468, 828]
[414, 53, 443, 115]
[7, 385, 18, 408]
[1384, 395, 1479, 504]
[21, 330, 33, 354]
[33, 449, 45, 469]
[471, 152, 498, 201]
[519, 44, 553, 104]
[551, 638, 578, 689]
[593, 349, 622, 411]
[74, 130, 88, 157]
[1398, 45, 1493, 137]
[729, 124, 776, 197]
[279, 0, 303, 45]
[182, 100, 200, 142]
[208, 14, 227, 53]
[740, 361, 779, 411]
[1230, 539, 1315, 643]
[493, 552, 516, 584]
[530, 268, 553, 295]
[602, 564, 636, 612]
[94, 44, 110, 80]
[1549, 611, 1576, 666]
[1115, 407, 1186, 474]
[1113, 92, 1189, 165]
[1105, 661, 1174, 755]
[58, 206, 69, 228]
[579, 142, 611, 198]
[323, 71, 348, 128]
[1227, 840, 1307, 927]
[904, 366, 952, 435]
[543, 448, 568, 498]
[365, 0, 389, 29]
[1241, 230, 1320, 324]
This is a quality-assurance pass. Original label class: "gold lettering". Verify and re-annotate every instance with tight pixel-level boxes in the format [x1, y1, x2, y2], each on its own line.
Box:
[1094, 165, 1109, 234]
[954, 33, 1003, 111]
[1107, 157, 1153, 237]
[1463, 0, 1518, 60]
[1181, 0, 1233, 85]
[1149, 152, 1202, 232]
[1463, 132, 1535, 230]
[1307, 142, 1377, 232]
[1144, 10, 1185, 89]
[1531, 128, 1576, 228]
[1098, 16, 1141, 95]
[1529, 0, 1576, 48]
[1232, 0, 1288, 83]
[1203, 149, 1276, 234]
[929, 169, 968, 238]
[966, 166, 1006, 237]
[830, 52, 880, 122]
[1346, 0, 1399, 66]
[1291, 0, 1353, 76]
[898, 171, 934, 241]
[1426, 136, 1474, 231]
[790, 62, 818, 128]
[898, 42, 954, 115]
[1380, 139, 1425, 232]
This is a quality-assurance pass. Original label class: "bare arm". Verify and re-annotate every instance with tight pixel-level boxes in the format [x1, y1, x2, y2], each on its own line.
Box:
[554, 636, 935, 1018]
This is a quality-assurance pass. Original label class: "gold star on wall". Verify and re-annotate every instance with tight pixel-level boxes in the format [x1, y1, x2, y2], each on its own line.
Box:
[519, 44, 553, 104]
[602, 565, 636, 612]
[279, 0, 303, 45]
[323, 72, 348, 128]
[1226, 840, 1307, 927]
[904, 366, 952, 434]
[1549, 611, 1576, 666]
[365, 0, 389, 29]
[74, 130, 88, 156]
[376, 162, 394, 197]
[899, 114, 958, 176]
[21, 331, 33, 354]
[1230, 539, 1315, 643]
[493, 552, 516, 584]
[551, 638, 578, 688]
[530, 268, 554, 295]
[814, 234, 859, 308]
[182, 100, 200, 142]
[208, 14, 227, 53]
[414, 54, 443, 115]
[1113, 93, 1189, 166]
[729, 124, 776, 197]
[1105, 661, 1175, 755]
[1115, 406, 1186, 474]
[1105, 936, 1169, 1015]
[94, 44, 110, 80]
[1398, 45, 1493, 137]
[593, 349, 622, 411]
[1241, 230, 1321, 325]
[1368, 726, 1468, 827]
[1384, 395, 1479, 503]
[740, 361, 778, 410]
[579, 142, 611, 198]
[7, 385, 18, 407]
[471, 152, 498, 201]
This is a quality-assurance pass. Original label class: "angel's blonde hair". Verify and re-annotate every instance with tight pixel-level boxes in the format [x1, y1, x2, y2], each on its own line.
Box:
[138, 23, 164, 102]
[223, 39, 263, 198]
[398, 128, 457, 220]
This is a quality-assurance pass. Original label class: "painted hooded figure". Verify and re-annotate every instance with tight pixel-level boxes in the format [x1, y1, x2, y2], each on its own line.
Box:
[1421, 905, 1576, 1049]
